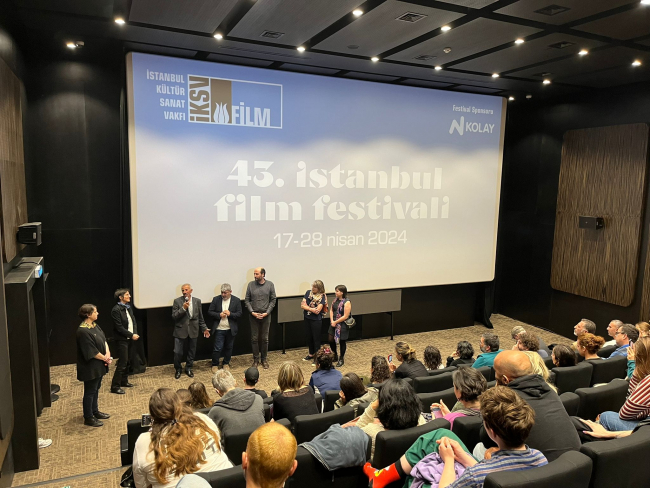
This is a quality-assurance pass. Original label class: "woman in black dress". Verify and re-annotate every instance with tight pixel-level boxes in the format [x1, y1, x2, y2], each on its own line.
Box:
[300, 280, 327, 363]
[76, 304, 112, 427]
[328, 284, 352, 367]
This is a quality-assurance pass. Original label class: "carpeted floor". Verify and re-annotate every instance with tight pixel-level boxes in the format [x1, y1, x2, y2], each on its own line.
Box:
[11, 314, 572, 487]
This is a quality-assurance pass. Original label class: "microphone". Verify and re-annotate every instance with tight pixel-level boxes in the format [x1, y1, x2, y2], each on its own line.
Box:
[185, 296, 189, 302]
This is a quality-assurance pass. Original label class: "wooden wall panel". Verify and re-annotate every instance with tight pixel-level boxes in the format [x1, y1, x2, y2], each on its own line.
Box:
[551, 123, 650, 306]
[0, 56, 27, 262]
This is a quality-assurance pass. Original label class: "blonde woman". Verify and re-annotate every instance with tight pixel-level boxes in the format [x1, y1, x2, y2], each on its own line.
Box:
[636, 322, 650, 339]
[522, 351, 557, 392]
[389, 341, 428, 380]
[272, 361, 319, 422]
[301, 280, 327, 362]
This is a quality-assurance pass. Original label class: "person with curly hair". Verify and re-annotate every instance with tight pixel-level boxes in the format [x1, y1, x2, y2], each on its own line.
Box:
[369, 356, 391, 387]
[446, 341, 475, 368]
[309, 345, 343, 394]
[516, 332, 548, 358]
[576, 333, 605, 361]
[133, 388, 232, 488]
[423, 346, 443, 371]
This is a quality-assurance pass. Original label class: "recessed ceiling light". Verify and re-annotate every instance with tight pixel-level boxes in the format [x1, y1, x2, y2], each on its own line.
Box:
[441, 25, 451, 32]
[578, 49, 588, 56]
[508, 96, 515, 101]
[514, 38, 524, 44]
[214, 33, 223, 39]
[353, 9, 363, 16]
[632, 60, 642, 66]
[297, 46, 306, 52]
[492, 73, 499, 78]
[543, 79, 551, 84]
[434, 65, 443, 71]
[114, 17, 125, 25]
[526, 94, 532, 99]
[371, 56, 379, 62]
[66, 42, 77, 49]
[641, 0, 650, 5]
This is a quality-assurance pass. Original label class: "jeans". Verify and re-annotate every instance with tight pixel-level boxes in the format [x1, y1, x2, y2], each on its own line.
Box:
[174, 336, 198, 371]
[250, 314, 271, 360]
[599, 411, 644, 431]
[83, 375, 103, 419]
[111, 339, 131, 388]
[212, 328, 235, 366]
[304, 319, 322, 356]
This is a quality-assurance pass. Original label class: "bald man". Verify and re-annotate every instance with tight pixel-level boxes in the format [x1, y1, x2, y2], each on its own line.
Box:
[243, 422, 297, 488]
[245, 268, 276, 369]
[480, 350, 580, 462]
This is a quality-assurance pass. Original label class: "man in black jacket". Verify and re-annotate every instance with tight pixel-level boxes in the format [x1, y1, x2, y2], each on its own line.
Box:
[110, 288, 140, 394]
[207, 283, 243, 373]
[479, 350, 581, 462]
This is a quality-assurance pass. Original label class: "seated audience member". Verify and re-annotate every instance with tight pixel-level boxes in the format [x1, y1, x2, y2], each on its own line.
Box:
[523, 351, 557, 392]
[603, 319, 624, 347]
[308, 345, 343, 393]
[188, 381, 212, 410]
[352, 378, 425, 457]
[243, 423, 297, 488]
[243, 367, 268, 399]
[512, 326, 551, 356]
[576, 333, 605, 361]
[579, 417, 650, 440]
[176, 388, 192, 408]
[335, 372, 379, 415]
[604, 323, 638, 359]
[364, 386, 546, 488]
[637, 321, 650, 339]
[208, 370, 265, 438]
[272, 361, 319, 422]
[133, 388, 232, 488]
[369, 355, 392, 387]
[572, 318, 597, 349]
[389, 341, 428, 379]
[551, 344, 576, 368]
[597, 337, 650, 432]
[516, 332, 548, 358]
[423, 345, 443, 371]
[446, 341, 475, 368]
[472, 334, 501, 369]
[430, 366, 487, 427]
[477, 350, 580, 462]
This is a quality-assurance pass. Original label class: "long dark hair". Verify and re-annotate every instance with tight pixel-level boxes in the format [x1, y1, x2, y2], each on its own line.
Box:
[370, 356, 391, 384]
[552, 344, 576, 367]
[376, 379, 421, 430]
[188, 381, 212, 409]
[339, 372, 367, 404]
[423, 346, 442, 370]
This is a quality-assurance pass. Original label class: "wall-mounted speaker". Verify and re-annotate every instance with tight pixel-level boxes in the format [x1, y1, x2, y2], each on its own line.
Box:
[17, 222, 42, 245]
[578, 216, 604, 230]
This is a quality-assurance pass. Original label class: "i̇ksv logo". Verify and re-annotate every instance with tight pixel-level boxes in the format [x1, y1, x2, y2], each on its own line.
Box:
[188, 75, 282, 129]
[448, 116, 495, 136]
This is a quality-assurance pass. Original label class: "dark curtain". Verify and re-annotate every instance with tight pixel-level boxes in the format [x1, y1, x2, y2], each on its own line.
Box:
[474, 281, 495, 329]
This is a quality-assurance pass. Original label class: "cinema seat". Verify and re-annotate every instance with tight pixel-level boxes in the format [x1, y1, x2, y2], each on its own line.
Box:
[559, 392, 580, 417]
[294, 406, 356, 444]
[222, 424, 258, 464]
[475, 366, 494, 382]
[483, 451, 592, 488]
[314, 392, 323, 412]
[120, 419, 149, 466]
[286, 445, 369, 488]
[417, 388, 457, 412]
[575, 379, 629, 421]
[596, 345, 616, 358]
[196, 465, 246, 488]
[451, 415, 483, 452]
[589, 356, 627, 386]
[543, 356, 555, 370]
[429, 366, 456, 376]
[322, 390, 341, 412]
[413, 372, 454, 393]
[552, 362, 593, 395]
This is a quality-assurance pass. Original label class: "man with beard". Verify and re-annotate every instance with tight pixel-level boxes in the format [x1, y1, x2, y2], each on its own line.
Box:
[472, 333, 502, 369]
[245, 267, 276, 370]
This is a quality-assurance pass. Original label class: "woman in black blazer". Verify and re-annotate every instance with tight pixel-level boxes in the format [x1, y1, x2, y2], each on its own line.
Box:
[76, 304, 112, 427]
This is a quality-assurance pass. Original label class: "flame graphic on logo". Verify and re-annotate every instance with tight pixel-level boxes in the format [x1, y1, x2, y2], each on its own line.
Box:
[214, 102, 230, 124]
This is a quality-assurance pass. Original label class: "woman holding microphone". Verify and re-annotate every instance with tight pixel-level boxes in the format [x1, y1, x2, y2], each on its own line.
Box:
[301, 280, 327, 363]
[76, 304, 112, 427]
[329, 285, 352, 367]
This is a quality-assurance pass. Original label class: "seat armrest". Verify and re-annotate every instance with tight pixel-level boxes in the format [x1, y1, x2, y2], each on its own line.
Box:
[120, 434, 130, 466]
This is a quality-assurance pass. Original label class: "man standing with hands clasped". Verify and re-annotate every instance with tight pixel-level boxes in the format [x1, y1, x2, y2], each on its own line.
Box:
[110, 288, 140, 394]
[172, 283, 210, 379]
[245, 268, 276, 370]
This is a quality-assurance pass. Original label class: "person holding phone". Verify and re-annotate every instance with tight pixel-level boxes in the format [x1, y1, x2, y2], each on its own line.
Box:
[76, 304, 112, 427]
[329, 285, 352, 367]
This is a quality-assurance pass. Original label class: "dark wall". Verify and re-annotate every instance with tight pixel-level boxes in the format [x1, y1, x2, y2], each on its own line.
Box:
[495, 83, 650, 338]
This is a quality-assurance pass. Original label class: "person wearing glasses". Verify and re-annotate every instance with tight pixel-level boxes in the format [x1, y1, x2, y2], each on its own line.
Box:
[208, 283, 243, 373]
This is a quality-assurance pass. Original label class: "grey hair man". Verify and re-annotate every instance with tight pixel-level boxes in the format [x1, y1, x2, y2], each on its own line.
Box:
[208, 369, 265, 438]
[208, 283, 243, 373]
[604, 319, 624, 347]
[604, 323, 639, 359]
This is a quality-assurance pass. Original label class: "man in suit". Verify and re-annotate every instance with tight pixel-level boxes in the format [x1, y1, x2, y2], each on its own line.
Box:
[110, 288, 140, 394]
[172, 283, 210, 379]
[208, 283, 243, 373]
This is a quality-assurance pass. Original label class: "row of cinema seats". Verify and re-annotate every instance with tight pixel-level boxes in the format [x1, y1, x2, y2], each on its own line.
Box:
[551, 356, 628, 394]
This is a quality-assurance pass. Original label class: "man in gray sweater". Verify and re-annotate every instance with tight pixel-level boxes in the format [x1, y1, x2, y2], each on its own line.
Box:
[208, 370, 265, 440]
[245, 267, 276, 369]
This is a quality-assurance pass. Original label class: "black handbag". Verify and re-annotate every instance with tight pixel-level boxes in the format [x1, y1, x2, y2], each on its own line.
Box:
[120, 466, 134, 487]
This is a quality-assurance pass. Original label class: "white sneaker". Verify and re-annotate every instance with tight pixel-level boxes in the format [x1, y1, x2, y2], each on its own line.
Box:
[38, 438, 52, 449]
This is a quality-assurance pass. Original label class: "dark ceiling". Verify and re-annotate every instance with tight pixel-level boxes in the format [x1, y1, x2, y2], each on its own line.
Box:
[7, 0, 650, 99]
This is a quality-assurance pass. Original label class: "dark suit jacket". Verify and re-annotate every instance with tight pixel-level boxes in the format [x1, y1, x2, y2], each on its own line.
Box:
[172, 296, 207, 339]
[111, 303, 138, 341]
[207, 295, 243, 336]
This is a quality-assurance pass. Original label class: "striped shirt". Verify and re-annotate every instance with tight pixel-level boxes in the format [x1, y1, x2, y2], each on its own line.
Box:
[448, 447, 547, 488]
[620, 374, 650, 420]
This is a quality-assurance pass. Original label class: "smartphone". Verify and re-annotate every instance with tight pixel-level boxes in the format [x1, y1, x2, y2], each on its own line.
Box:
[141, 414, 152, 427]
[388, 354, 393, 363]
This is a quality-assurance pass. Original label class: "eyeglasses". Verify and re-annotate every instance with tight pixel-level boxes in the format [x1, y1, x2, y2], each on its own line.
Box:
[615, 331, 625, 336]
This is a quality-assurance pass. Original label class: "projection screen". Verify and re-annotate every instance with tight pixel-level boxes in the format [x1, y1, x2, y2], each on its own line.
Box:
[126, 52, 506, 309]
